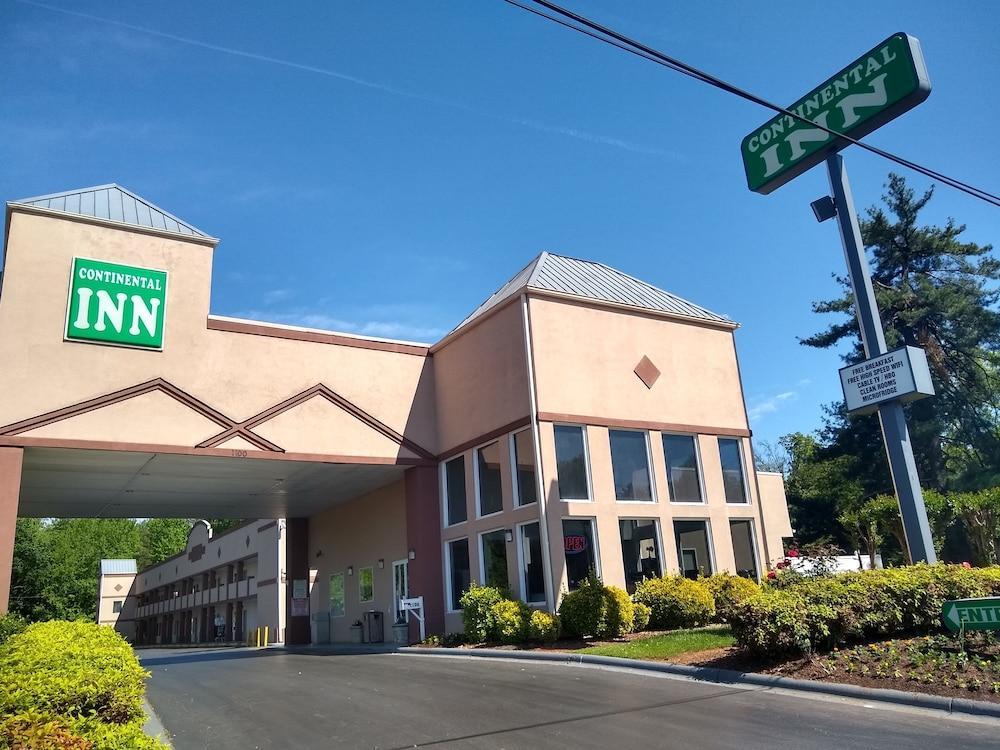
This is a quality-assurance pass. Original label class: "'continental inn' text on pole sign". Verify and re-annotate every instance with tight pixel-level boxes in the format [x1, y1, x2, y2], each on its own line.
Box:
[65, 257, 168, 350]
[741, 33, 930, 194]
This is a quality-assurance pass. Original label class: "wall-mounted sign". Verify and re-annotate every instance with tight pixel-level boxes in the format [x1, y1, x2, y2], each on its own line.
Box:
[564, 535, 588, 554]
[292, 579, 308, 599]
[741, 33, 930, 194]
[942, 598, 1000, 633]
[65, 257, 168, 350]
[839, 346, 934, 415]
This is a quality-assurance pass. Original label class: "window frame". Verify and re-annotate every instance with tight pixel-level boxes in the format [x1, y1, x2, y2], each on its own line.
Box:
[718, 437, 751, 506]
[661, 432, 707, 505]
[728, 517, 761, 581]
[617, 517, 665, 591]
[608, 428, 657, 503]
[478, 526, 510, 592]
[440, 455, 468, 528]
[112, 600, 123, 614]
[672, 518, 717, 578]
[328, 572, 346, 618]
[554, 423, 594, 502]
[358, 566, 375, 604]
[515, 520, 547, 606]
[444, 537, 471, 614]
[509, 428, 538, 507]
[474, 439, 505, 519]
[561, 516, 602, 588]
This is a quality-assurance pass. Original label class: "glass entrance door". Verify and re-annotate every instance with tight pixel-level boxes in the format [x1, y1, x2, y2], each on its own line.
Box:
[392, 560, 409, 624]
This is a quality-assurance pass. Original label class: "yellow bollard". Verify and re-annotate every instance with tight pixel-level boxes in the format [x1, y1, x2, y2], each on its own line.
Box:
[255, 627, 261, 648]
[264, 625, 269, 648]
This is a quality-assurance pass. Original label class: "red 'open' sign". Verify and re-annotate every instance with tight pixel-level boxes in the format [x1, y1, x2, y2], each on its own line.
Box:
[564, 535, 588, 554]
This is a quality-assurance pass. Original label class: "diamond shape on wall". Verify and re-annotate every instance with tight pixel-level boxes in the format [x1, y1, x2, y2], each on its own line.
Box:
[634, 356, 661, 389]
[114, 583, 123, 592]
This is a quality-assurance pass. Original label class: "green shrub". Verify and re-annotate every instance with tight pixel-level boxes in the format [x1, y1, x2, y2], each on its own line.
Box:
[632, 602, 651, 632]
[0, 612, 28, 645]
[459, 584, 505, 642]
[559, 574, 607, 638]
[527, 610, 561, 643]
[602, 586, 635, 639]
[704, 573, 760, 623]
[0, 712, 92, 749]
[488, 599, 531, 644]
[728, 588, 812, 656]
[633, 576, 715, 629]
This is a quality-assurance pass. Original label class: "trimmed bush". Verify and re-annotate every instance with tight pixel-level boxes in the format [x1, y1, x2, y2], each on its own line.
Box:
[559, 574, 607, 638]
[0, 612, 27, 645]
[489, 599, 531, 644]
[0, 712, 91, 749]
[602, 586, 635, 639]
[632, 602, 651, 632]
[632, 576, 715, 629]
[704, 573, 760, 623]
[459, 584, 505, 642]
[527, 610, 561, 643]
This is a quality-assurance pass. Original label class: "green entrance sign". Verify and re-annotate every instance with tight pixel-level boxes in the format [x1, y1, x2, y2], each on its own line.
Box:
[942, 597, 1000, 633]
[741, 33, 930, 194]
[65, 257, 168, 350]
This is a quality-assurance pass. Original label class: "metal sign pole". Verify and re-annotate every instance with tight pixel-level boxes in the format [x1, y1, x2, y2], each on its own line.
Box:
[825, 153, 937, 564]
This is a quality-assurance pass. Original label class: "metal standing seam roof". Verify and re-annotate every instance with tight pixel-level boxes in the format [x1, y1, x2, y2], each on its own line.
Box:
[453, 251, 734, 331]
[100, 559, 138, 575]
[9, 184, 212, 239]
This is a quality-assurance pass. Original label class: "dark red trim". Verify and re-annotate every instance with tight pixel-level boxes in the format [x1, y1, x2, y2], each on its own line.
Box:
[536, 412, 751, 438]
[437, 416, 532, 461]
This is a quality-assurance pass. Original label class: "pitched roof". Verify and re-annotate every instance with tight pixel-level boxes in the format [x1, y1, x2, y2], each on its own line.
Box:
[100, 559, 137, 575]
[454, 251, 734, 331]
[9, 184, 212, 239]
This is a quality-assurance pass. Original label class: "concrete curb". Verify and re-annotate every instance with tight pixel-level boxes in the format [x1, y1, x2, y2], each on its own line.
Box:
[399, 647, 1000, 720]
[142, 697, 173, 748]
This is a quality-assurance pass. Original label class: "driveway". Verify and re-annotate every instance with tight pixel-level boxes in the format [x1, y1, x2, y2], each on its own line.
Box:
[141, 647, 998, 749]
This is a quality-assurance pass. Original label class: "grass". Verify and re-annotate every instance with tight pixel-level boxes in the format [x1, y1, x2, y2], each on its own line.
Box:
[577, 626, 735, 660]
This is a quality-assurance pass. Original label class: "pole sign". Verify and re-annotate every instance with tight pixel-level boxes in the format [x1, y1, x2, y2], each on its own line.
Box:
[65, 257, 167, 350]
[942, 598, 1000, 633]
[741, 33, 930, 194]
[839, 346, 935, 415]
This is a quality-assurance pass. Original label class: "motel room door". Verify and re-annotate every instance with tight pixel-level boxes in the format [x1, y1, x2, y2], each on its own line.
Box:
[392, 560, 408, 624]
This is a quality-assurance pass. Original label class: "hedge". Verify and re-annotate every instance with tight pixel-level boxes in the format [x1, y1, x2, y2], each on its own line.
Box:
[0, 621, 167, 750]
[632, 576, 715, 629]
[704, 573, 760, 623]
[558, 574, 635, 639]
[459, 585, 506, 642]
[730, 564, 1000, 656]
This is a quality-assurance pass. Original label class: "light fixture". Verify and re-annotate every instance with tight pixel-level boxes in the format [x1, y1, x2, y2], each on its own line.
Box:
[810, 195, 837, 223]
[347, 566, 354, 576]
[505, 529, 513, 543]
[408, 549, 416, 560]
[378, 559, 385, 569]
[315, 549, 323, 558]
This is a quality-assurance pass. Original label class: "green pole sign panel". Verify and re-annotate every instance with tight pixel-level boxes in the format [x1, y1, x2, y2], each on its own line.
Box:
[942, 597, 1000, 633]
[741, 33, 930, 194]
[65, 257, 168, 350]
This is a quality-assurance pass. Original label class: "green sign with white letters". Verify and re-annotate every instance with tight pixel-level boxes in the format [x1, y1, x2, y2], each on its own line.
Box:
[942, 597, 1000, 633]
[65, 257, 168, 350]
[741, 33, 931, 194]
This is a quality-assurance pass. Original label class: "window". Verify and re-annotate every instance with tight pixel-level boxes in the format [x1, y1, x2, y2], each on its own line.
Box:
[619, 520, 662, 593]
[673, 520, 713, 579]
[719, 438, 749, 504]
[511, 430, 537, 506]
[562, 518, 598, 590]
[444, 456, 467, 526]
[609, 430, 653, 501]
[481, 529, 509, 590]
[662, 434, 703, 503]
[476, 441, 503, 516]
[112, 600, 123, 614]
[447, 539, 471, 611]
[519, 522, 546, 604]
[329, 573, 345, 617]
[555, 425, 590, 500]
[359, 567, 374, 603]
[730, 520, 759, 579]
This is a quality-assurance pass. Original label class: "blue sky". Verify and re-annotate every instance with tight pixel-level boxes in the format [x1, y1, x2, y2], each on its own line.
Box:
[2, 0, 997, 447]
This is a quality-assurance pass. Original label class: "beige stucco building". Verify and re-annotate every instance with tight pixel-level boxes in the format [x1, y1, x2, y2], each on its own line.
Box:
[0, 184, 791, 644]
[96, 558, 137, 640]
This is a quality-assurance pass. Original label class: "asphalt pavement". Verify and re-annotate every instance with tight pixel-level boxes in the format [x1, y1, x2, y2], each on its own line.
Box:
[140, 647, 999, 749]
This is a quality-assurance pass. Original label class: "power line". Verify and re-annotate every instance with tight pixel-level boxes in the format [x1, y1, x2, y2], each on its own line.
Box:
[503, 0, 1000, 207]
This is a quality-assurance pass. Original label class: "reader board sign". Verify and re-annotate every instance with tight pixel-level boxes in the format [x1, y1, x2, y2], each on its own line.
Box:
[942, 598, 1000, 633]
[66, 257, 167, 349]
[839, 346, 934, 415]
[741, 33, 930, 194]
[400, 597, 423, 612]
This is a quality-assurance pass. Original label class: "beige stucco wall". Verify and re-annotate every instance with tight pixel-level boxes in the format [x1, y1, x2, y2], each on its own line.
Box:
[97, 571, 136, 640]
[308, 480, 409, 642]
[0, 211, 436, 459]
[758, 471, 793, 564]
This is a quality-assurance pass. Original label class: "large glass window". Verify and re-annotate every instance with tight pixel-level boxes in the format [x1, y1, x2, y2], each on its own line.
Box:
[447, 538, 471, 611]
[673, 520, 713, 579]
[358, 567, 374, 603]
[609, 430, 653, 501]
[562, 519, 597, 590]
[719, 438, 748, 504]
[481, 529, 509, 591]
[662, 434, 703, 503]
[619, 519, 662, 593]
[512, 430, 537, 506]
[519, 522, 545, 604]
[730, 520, 759, 579]
[329, 573, 345, 617]
[444, 456, 467, 526]
[555, 425, 590, 500]
[477, 441, 503, 516]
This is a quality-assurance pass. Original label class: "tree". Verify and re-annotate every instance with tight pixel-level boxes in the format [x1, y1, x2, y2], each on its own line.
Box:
[754, 439, 788, 474]
[837, 503, 882, 570]
[803, 174, 1000, 492]
[8, 519, 51, 621]
[203, 518, 246, 535]
[952, 488, 1000, 566]
[137, 518, 192, 570]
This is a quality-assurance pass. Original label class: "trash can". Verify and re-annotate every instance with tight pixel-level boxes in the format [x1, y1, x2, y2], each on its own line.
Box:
[310, 611, 330, 644]
[361, 610, 384, 643]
